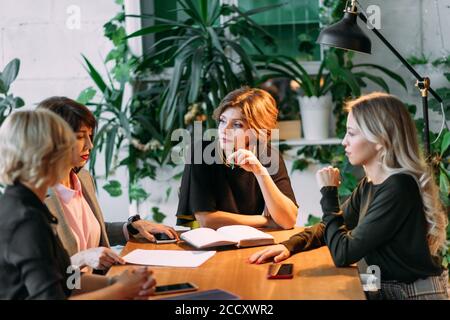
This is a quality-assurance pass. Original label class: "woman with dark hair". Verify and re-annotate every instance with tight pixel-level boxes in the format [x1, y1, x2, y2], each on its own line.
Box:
[249, 92, 448, 300]
[38, 97, 178, 271]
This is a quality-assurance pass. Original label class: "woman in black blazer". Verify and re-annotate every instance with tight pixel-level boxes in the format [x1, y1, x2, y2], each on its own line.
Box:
[0, 110, 155, 299]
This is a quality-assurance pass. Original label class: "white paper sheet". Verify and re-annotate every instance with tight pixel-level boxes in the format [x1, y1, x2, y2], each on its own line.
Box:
[122, 249, 216, 267]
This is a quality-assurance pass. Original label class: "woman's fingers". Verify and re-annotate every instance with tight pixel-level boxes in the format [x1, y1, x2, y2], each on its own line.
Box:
[100, 254, 116, 265]
[139, 229, 156, 242]
[257, 250, 278, 264]
[141, 277, 156, 290]
[249, 249, 266, 263]
[105, 249, 126, 264]
[100, 260, 113, 269]
[249, 248, 278, 264]
[316, 166, 341, 188]
[161, 227, 178, 240]
[237, 152, 247, 165]
[274, 250, 290, 263]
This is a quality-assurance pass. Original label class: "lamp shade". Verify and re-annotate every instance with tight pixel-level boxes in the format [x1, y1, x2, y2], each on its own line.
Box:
[317, 12, 372, 54]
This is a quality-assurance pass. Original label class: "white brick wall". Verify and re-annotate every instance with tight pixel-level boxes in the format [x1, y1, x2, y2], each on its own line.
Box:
[0, 0, 118, 107]
[0, 0, 130, 223]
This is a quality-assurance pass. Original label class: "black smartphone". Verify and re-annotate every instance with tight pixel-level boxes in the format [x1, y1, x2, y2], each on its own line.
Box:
[267, 263, 294, 279]
[154, 282, 198, 295]
[154, 233, 177, 244]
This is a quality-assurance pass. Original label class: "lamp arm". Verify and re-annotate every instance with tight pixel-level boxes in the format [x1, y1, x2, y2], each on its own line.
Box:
[357, 12, 443, 103]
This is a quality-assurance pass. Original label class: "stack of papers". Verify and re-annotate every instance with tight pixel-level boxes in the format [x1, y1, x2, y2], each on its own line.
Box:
[123, 249, 216, 267]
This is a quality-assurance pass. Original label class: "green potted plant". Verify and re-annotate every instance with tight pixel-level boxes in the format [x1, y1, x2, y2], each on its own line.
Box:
[79, 0, 284, 220]
[0, 58, 25, 194]
[254, 49, 407, 140]
[0, 58, 24, 125]
[125, 0, 282, 136]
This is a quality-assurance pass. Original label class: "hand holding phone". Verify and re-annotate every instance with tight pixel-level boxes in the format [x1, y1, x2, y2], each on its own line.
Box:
[267, 263, 294, 279]
[154, 232, 177, 244]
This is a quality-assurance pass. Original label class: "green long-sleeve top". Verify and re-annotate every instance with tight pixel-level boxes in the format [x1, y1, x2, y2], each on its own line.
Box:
[281, 173, 443, 283]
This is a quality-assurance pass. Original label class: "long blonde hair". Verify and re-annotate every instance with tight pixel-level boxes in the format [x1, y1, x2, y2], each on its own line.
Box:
[0, 110, 75, 189]
[345, 92, 447, 256]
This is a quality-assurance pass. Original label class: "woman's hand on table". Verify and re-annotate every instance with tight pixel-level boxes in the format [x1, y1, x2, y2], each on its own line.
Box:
[248, 244, 291, 264]
[114, 267, 156, 300]
[132, 220, 179, 242]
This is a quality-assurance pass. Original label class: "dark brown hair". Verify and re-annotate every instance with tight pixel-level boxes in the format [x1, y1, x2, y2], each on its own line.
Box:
[37, 96, 96, 139]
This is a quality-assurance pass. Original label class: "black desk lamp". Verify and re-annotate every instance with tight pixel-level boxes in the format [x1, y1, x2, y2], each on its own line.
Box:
[317, 0, 444, 157]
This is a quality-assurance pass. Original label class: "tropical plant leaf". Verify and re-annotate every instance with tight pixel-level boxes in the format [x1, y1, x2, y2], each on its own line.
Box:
[103, 180, 123, 197]
[188, 47, 204, 103]
[445, 73, 450, 83]
[77, 87, 97, 104]
[105, 125, 118, 178]
[441, 131, 450, 156]
[305, 214, 321, 227]
[291, 158, 310, 172]
[207, 0, 221, 25]
[81, 55, 109, 96]
[0, 79, 6, 94]
[352, 63, 407, 90]
[178, 0, 204, 25]
[125, 24, 178, 39]
[129, 184, 149, 201]
[335, 68, 361, 97]
[356, 72, 390, 93]
[0, 59, 20, 92]
[225, 39, 256, 83]
[206, 27, 225, 55]
[439, 171, 450, 196]
[13, 97, 25, 109]
[151, 206, 166, 223]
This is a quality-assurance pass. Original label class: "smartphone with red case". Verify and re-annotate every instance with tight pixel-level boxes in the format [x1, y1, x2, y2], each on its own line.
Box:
[267, 263, 294, 279]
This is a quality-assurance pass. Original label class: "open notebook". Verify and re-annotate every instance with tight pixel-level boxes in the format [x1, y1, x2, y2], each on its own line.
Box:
[180, 225, 274, 249]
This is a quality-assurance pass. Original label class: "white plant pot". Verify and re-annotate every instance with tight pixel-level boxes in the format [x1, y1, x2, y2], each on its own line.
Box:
[298, 95, 333, 140]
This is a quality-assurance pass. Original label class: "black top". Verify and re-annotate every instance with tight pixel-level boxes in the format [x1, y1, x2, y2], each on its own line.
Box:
[176, 139, 298, 226]
[282, 173, 443, 283]
[0, 182, 72, 299]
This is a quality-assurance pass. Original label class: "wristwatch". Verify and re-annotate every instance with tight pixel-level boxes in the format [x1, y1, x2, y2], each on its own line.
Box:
[126, 214, 141, 235]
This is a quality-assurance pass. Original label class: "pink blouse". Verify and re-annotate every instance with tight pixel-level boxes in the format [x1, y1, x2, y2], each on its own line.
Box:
[54, 172, 101, 251]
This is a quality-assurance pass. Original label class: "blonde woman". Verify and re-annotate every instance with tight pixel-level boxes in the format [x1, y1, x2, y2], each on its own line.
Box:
[176, 87, 298, 229]
[0, 110, 155, 299]
[249, 92, 448, 300]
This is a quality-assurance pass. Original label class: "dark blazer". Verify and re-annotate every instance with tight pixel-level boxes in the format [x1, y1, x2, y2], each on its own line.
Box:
[0, 182, 72, 299]
[44, 169, 126, 257]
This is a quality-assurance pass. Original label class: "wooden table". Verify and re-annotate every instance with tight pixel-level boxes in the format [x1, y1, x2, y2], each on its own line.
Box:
[107, 228, 366, 300]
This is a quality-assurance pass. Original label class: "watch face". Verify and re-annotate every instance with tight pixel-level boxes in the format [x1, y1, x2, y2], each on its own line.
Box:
[128, 214, 140, 223]
[127, 222, 139, 235]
